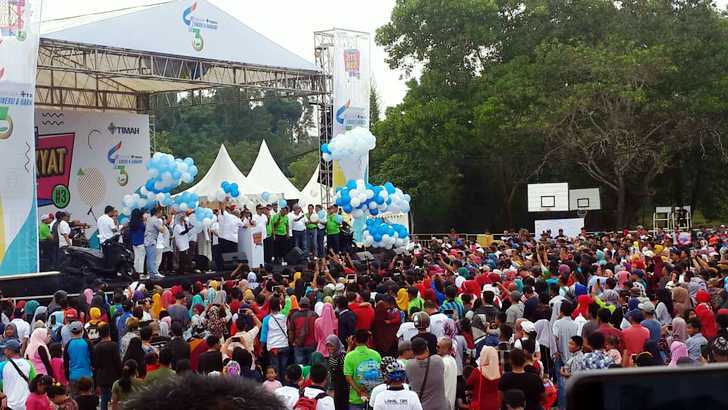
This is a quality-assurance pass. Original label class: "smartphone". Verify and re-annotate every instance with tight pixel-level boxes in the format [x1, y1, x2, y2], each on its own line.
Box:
[231, 337, 241, 343]
[346, 274, 357, 283]
[567, 363, 728, 410]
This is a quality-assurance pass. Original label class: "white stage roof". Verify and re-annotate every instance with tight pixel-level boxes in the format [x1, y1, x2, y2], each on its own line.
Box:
[247, 140, 301, 200]
[41, 0, 318, 72]
[184, 144, 264, 198]
[299, 165, 330, 206]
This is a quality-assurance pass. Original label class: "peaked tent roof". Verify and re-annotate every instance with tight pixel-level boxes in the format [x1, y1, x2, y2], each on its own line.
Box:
[299, 165, 331, 206]
[41, 0, 319, 72]
[184, 144, 264, 198]
[247, 140, 301, 200]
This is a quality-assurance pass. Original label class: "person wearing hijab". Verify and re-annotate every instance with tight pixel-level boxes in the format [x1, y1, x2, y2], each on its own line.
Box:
[189, 295, 204, 318]
[32, 306, 48, 327]
[467, 346, 500, 410]
[669, 316, 689, 343]
[314, 304, 337, 357]
[26, 327, 54, 377]
[161, 290, 174, 309]
[535, 318, 558, 379]
[23, 300, 40, 324]
[395, 288, 409, 312]
[372, 299, 401, 357]
[325, 334, 348, 410]
[247, 272, 259, 290]
[669, 341, 689, 366]
[695, 290, 717, 339]
[122, 337, 147, 378]
[206, 305, 227, 339]
[150, 293, 163, 320]
[671, 286, 690, 318]
[212, 290, 227, 307]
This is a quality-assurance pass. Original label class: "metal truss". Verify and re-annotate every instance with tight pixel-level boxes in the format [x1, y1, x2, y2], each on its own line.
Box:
[35, 38, 328, 113]
[313, 30, 336, 206]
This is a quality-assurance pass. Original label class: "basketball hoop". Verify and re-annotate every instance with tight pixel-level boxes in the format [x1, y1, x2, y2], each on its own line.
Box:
[576, 209, 588, 218]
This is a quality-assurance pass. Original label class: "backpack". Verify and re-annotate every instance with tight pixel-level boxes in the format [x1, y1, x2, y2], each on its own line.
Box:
[293, 391, 327, 410]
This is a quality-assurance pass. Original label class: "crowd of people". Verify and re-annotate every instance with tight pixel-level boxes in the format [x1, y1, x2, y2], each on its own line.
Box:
[11, 223, 728, 410]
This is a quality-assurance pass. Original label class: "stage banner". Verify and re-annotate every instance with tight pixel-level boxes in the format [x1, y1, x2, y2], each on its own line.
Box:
[35, 109, 150, 247]
[534, 218, 585, 239]
[332, 29, 370, 187]
[0, 0, 42, 275]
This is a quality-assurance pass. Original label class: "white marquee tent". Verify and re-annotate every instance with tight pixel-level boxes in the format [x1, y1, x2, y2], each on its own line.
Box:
[299, 165, 331, 206]
[247, 140, 301, 199]
[183, 144, 264, 199]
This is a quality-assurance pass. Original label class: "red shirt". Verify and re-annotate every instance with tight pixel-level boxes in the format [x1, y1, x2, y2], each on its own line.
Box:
[598, 324, 625, 351]
[349, 302, 375, 330]
[622, 324, 650, 357]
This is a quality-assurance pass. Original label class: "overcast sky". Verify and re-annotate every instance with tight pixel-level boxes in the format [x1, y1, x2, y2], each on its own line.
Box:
[41, 0, 409, 111]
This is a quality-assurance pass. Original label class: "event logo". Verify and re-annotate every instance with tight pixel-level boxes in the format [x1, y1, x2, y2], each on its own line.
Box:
[182, 2, 218, 52]
[107, 141, 122, 164]
[335, 100, 351, 125]
[344, 49, 361, 79]
[108, 122, 140, 135]
[336, 100, 367, 130]
[0, 106, 13, 140]
[36, 132, 75, 208]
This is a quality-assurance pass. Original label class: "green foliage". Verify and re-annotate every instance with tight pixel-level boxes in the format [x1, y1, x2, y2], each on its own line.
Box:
[375, 0, 728, 232]
[287, 151, 320, 189]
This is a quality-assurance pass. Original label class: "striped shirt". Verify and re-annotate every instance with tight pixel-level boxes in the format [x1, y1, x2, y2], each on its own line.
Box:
[439, 299, 464, 320]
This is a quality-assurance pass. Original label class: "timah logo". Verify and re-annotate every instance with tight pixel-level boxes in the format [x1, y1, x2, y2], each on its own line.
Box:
[108, 122, 140, 135]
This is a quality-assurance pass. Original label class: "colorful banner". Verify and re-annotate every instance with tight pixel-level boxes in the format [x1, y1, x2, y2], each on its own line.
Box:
[35, 109, 150, 246]
[332, 29, 370, 187]
[0, 0, 42, 275]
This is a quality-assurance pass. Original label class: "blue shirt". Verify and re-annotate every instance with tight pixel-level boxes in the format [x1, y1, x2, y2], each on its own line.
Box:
[641, 319, 662, 343]
[130, 223, 145, 246]
[65, 338, 93, 381]
[439, 299, 464, 320]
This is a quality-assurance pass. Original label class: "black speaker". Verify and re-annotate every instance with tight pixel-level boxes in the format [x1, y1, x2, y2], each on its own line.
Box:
[193, 255, 210, 272]
[285, 247, 305, 265]
[222, 252, 248, 271]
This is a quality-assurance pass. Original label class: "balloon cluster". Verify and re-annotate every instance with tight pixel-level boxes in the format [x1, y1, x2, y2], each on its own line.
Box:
[173, 191, 200, 212]
[190, 207, 215, 228]
[362, 219, 409, 249]
[321, 127, 376, 162]
[144, 153, 199, 194]
[334, 179, 411, 217]
[213, 181, 240, 202]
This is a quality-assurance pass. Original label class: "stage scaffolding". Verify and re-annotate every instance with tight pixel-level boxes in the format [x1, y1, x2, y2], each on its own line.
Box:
[313, 30, 335, 206]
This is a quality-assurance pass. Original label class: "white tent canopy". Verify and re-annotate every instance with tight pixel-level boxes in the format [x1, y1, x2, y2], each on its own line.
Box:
[183, 144, 264, 198]
[299, 165, 331, 206]
[247, 140, 301, 200]
[41, 0, 318, 72]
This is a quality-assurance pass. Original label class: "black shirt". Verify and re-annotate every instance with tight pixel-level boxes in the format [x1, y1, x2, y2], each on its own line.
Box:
[92, 340, 122, 388]
[76, 394, 100, 410]
[411, 332, 438, 356]
[498, 371, 545, 410]
[168, 337, 190, 370]
[337, 309, 357, 346]
[197, 350, 223, 374]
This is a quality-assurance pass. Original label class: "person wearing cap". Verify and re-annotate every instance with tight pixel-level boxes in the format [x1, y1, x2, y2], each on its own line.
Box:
[505, 291, 524, 326]
[64, 321, 93, 396]
[0, 339, 37, 410]
[287, 296, 318, 366]
[638, 301, 661, 344]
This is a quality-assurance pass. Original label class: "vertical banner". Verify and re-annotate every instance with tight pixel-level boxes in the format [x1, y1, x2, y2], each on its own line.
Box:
[0, 0, 42, 275]
[332, 29, 370, 187]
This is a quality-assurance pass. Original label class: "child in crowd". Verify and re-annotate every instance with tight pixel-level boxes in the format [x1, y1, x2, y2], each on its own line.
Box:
[262, 367, 282, 392]
[74, 377, 99, 410]
[47, 383, 79, 410]
[561, 335, 584, 381]
[605, 335, 622, 366]
[49, 343, 68, 386]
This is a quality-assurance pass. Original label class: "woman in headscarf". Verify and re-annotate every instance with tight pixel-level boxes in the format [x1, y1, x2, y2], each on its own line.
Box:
[247, 271, 259, 290]
[695, 289, 717, 339]
[325, 334, 348, 410]
[206, 287, 217, 307]
[669, 316, 688, 343]
[122, 337, 147, 378]
[206, 305, 227, 339]
[0, 323, 18, 361]
[466, 346, 500, 410]
[655, 288, 674, 326]
[617, 271, 631, 289]
[372, 299, 400, 357]
[671, 286, 691, 317]
[314, 304, 338, 357]
[189, 294, 204, 318]
[31, 306, 48, 329]
[23, 300, 39, 324]
[669, 341, 689, 366]
[534, 318, 558, 380]
[25, 327, 53, 377]
[212, 289, 227, 307]
[161, 290, 174, 309]
[395, 288, 409, 312]
[150, 293, 163, 320]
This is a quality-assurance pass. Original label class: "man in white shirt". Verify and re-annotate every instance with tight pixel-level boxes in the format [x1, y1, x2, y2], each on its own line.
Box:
[0, 340, 36, 410]
[210, 210, 223, 272]
[289, 204, 306, 253]
[173, 214, 192, 274]
[274, 363, 301, 409]
[218, 203, 244, 253]
[9, 316, 30, 352]
[97, 205, 118, 243]
[266, 296, 290, 379]
[437, 337, 458, 410]
[56, 212, 72, 248]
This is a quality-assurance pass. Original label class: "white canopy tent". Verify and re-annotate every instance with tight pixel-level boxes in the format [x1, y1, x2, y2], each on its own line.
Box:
[183, 144, 264, 198]
[299, 165, 331, 206]
[247, 140, 301, 199]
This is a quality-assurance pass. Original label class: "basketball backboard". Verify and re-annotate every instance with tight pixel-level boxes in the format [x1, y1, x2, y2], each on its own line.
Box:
[569, 188, 601, 211]
[527, 183, 569, 212]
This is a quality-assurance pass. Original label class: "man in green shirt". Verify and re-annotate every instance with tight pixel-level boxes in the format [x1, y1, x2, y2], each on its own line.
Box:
[325, 205, 341, 254]
[145, 348, 176, 386]
[263, 205, 274, 264]
[39, 213, 53, 240]
[39, 213, 56, 269]
[271, 206, 290, 265]
[343, 329, 382, 408]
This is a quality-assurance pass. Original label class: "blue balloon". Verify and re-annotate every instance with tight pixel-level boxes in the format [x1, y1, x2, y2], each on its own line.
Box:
[340, 191, 351, 203]
[231, 188, 239, 198]
[321, 144, 330, 154]
[221, 181, 230, 191]
[343, 204, 352, 213]
[278, 198, 287, 208]
[336, 215, 343, 224]
[230, 182, 238, 191]
[189, 165, 198, 176]
[346, 180, 357, 190]
[317, 210, 327, 220]
[370, 209, 379, 216]
[374, 196, 384, 205]
[261, 191, 270, 201]
[373, 233, 382, 242]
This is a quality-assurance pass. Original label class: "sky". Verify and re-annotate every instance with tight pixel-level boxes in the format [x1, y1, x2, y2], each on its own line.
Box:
[40, 0, 411, 111]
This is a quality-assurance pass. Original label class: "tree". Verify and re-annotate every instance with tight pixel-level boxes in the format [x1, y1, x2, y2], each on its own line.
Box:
[369, 83, 382, 129]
